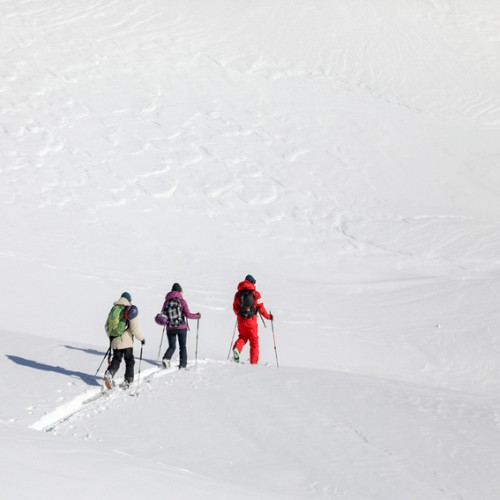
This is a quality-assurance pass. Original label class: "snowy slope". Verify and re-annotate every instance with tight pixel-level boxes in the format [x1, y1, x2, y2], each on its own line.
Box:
[1, 0, 500, 498]
[3, 331, 500, 500]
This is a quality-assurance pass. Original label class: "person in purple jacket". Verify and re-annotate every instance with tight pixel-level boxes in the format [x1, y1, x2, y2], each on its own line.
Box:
[161, 283, 201, 370]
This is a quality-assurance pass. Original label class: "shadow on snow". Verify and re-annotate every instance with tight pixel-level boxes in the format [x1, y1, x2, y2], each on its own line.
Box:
[61, 345, 106, 356]
[61, 344, 159, 367]
[6, 355, 100, 386]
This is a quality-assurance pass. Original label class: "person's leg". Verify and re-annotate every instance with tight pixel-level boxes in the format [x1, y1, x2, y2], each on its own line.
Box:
[107, 348, 124, 377]
[233, 323, 249, 360]
[177, 330, 188, 368]
[163, 331, 177, 361]
[123, 347, 135, 382]
[248, 328, 260, 364]
[105, 349, 123, 388]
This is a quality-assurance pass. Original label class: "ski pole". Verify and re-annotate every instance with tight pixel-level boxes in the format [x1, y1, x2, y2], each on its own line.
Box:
[227, 319, 238, 360]
[270, 312, 279, 369]
[259, 311, 267, 328]
[157, 326, 166, 362]
[137, 344, 144, 388]
[195, 318, 200, 368]
[95, 345, 111, 376]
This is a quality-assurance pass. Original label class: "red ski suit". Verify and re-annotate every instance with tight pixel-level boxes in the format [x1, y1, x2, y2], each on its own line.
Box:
[233, 280, 272, 364]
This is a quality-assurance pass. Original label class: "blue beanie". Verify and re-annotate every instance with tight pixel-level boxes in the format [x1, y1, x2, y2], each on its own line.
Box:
[245, 275, 256, 284]
[121, 292, 132, 302]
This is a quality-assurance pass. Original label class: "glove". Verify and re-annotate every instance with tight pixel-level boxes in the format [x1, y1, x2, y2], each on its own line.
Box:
[197, 312, 201, 319]
[269, 313, 274, 321]
[141, 339, 145, 345]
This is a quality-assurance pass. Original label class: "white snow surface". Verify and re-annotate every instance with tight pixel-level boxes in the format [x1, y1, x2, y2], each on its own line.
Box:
[2, 0, 500, 498]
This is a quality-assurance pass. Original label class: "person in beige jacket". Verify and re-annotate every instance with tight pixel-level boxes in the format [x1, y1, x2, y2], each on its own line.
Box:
[104, 292, 145, 389]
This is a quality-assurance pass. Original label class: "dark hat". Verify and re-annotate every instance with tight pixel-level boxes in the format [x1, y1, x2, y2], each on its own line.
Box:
[245, 274, 256, 284]
[172, 283, 183, 292]
[121, 292, 132, 302]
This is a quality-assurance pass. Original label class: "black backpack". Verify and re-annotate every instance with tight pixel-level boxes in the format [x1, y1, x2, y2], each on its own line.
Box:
[238, 289, 256, 319]
[164, 298, 184, 327]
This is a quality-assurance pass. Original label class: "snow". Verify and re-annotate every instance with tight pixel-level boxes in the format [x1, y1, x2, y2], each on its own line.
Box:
[1, 0, 500, 498]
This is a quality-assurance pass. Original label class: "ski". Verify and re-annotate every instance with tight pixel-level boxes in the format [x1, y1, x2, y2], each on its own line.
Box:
[234, 360, 272, 367]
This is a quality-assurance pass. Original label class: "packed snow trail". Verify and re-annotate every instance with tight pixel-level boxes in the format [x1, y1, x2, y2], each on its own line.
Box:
[29, 362, 183, 431]
[29, 357, 276, 432]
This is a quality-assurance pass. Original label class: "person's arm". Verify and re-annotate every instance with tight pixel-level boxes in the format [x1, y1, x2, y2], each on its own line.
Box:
[233, 292, 240, 316]
[128, 317, 145, 342]
[255, 291, 272, 320]
[182, 299, 200, 320]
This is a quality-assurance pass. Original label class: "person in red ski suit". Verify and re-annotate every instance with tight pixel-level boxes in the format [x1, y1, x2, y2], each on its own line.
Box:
[232, 275, 273, 364]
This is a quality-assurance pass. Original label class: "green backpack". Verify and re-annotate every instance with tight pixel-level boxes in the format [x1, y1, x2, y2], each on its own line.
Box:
[105, 304, 128, 337]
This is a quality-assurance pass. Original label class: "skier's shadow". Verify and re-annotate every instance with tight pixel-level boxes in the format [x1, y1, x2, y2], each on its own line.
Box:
[61, 345, 105, 356]
[6, 355, 100, 386]
[61, 344, 158, 367]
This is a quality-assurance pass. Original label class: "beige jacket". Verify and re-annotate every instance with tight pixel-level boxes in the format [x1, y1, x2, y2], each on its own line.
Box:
[105, 297, 145, 350]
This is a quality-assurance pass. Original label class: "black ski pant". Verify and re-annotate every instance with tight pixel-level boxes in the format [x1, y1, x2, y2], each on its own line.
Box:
[163, 329, 188, 368]
[108, 347, 135, 382]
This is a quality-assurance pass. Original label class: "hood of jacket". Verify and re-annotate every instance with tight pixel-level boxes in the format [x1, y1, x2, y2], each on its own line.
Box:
[114, 296, 131, 307]
[165, 290, 183, 301]
[237, 280, 256, 292]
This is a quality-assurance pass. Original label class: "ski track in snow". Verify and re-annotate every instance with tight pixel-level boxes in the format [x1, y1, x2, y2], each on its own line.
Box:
[29, 361, 212, 432]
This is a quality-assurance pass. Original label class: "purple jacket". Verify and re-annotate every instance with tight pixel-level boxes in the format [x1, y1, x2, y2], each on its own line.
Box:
[162, 290, 199, 330]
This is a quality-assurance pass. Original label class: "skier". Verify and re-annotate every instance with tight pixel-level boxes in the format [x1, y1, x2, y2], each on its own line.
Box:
[104, 292, 145, 389]
[232, 275, 272, 364]
[160, 283, 201, 370]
